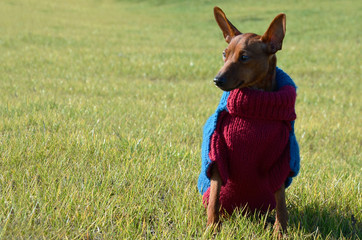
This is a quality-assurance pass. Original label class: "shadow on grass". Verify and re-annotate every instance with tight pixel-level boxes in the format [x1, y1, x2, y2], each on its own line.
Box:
[289, 203, 361, 239]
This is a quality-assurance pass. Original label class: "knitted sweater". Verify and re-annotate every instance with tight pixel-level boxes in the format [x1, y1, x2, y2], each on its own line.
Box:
[197, 67, 300, 213]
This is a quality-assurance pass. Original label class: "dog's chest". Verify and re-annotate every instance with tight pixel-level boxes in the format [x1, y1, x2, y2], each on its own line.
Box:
[219, 113, 289, 173]
[222, 116, 278, 149]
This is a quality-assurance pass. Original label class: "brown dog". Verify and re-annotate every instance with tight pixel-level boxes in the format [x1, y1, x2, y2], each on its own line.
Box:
[207, 7, 288, 235]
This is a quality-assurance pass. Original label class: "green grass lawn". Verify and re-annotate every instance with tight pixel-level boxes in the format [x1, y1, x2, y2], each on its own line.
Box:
[0, 0, 361, 239]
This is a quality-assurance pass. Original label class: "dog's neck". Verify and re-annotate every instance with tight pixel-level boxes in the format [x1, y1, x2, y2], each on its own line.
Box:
[251, 55, 277, 92]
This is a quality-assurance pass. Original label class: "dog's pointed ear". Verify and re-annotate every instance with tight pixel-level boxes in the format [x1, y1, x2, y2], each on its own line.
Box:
[262, 13, 286, 54]
[214, 6, 241, 43]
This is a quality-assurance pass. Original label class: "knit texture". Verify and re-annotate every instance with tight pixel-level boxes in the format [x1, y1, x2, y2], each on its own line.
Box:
[197, 67, 300, 212]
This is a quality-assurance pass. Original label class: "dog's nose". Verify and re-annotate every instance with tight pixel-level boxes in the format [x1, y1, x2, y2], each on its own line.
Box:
[213, 75, 226, 87]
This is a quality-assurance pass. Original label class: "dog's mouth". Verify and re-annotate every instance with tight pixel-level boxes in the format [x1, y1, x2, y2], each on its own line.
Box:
[235, 80, 245, 89]
[220, 80, 245, 91]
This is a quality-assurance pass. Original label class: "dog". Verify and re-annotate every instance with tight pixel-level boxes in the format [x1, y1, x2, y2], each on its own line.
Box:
[202, 7, 297, 236]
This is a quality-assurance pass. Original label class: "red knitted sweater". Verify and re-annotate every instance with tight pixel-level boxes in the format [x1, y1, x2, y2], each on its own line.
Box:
[203, 85, 297, 214]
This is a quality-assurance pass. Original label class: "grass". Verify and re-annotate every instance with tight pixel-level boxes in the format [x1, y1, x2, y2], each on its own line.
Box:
[0, 0, 361, 239]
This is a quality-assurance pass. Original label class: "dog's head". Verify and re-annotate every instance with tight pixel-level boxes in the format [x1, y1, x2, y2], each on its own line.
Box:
[213, 7, 286, 91]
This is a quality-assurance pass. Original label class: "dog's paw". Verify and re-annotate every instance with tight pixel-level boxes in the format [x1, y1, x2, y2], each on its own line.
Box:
[207, 216, 219, 226]
[272, 222, 287, 239]
[206, 219, 221, 235]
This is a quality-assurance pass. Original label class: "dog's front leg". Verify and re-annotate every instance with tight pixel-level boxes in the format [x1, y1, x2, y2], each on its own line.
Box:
[273, 184, 288, 237]
[207, 165, 222, 226]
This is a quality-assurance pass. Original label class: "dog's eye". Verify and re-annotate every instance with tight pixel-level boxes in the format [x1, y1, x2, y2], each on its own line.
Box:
[222, 51, 226, 61]
[239, 55, 249, 62]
